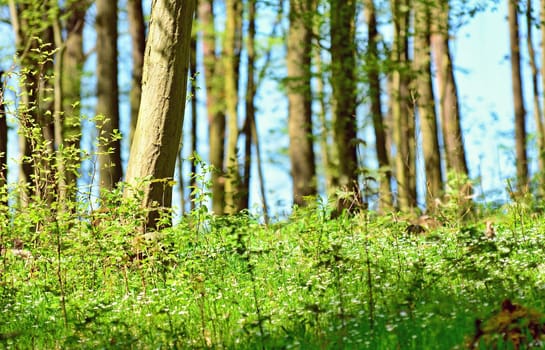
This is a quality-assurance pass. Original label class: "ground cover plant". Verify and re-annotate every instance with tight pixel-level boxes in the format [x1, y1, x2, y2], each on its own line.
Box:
[1, 191, 545, 350]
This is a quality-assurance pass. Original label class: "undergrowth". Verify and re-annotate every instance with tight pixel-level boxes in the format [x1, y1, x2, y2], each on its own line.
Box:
[1, 194, 545, 349]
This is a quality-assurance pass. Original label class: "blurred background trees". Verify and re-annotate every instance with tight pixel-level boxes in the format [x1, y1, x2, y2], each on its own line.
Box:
[0, 0, 543, 225]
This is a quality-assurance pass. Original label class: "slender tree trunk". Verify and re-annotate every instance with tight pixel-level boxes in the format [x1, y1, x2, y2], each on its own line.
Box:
[252, 118, 269, 222]
[189, 35, 198, 211]
[0, 71, 6, 200]
[96, 0, 122, 192]
[52, 2, 66, 210]
[128, 0, 146, 147]
[431, 0, 469, 177]
[541, 0, 545, 195]
[287, 0, 317, 207]
[60, 0, 87, 203]
[507, 0, 528, 194]
[311, 0, 334, 197]
[313, 26, 334, 196]
[413, 0, 443, 207]
[124, 0, 196, 229]
[223, 0, 242, 214]
[330, 0, 360, 213]
[239, 0, 257, 211]
[542, 0, 545, 165]
[365, 0, 392, 212]
[390, 0, 415, 211]
[430, 0, 472, 216]
[316, 58, 334, 195]
[198, 0, 226, 215]
[526, 0, 545, 192]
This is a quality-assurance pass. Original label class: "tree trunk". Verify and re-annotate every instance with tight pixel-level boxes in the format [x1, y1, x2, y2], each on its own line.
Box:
[507, 0, 528, 194]
[189, 35, 198, 211]
[542, 0, 545, 171]
[431, 0, 469, 177]
[60, 0, 88, 202]
[127, 0, 146, 148]
[330, 0, 360, 213]
[314, 42, 334, 196]
[223, 0, 243, 214]
[9, 1, 57, 205]
[413, 0, 443, 207]
[365, 0, 392, 212]
[541, 0, 545, 195]
[526, 0, 545, 193]
[239, 0, 257, 211]
[96, 0, 122, 193]
[0, 71, 6, 201]
[124, 0, 196, 229]
[287, 0, 317, 207]
[390, 0, 416, 211]
[198, 0, 226, 215]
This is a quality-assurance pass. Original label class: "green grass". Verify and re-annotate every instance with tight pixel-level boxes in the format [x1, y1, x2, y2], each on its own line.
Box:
[1, 202, 545, 349]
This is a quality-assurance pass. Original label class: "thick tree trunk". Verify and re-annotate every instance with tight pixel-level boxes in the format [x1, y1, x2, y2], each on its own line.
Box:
[508, 0, 528, 194]
[124, 0, 196, 229]
[413, 0, 443, 207]
[198, 0, 226, 215]
[365, 0, 392, 212]
[287, 0, 317, 207]
[9, 1, 57, 205]
[96, 0, 122, 192]
[127, 0, 146, 148]
[330, 0, 360, 213]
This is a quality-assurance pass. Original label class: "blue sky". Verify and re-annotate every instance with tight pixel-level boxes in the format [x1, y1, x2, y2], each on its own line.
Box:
[453, 0, 538, 204]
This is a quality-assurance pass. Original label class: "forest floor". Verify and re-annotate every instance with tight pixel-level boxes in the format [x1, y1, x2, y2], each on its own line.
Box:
[1, 199, 545, 349]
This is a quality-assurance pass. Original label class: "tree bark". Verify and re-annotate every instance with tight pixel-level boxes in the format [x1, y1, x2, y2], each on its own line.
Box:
[314, 54, 334, 197]
[127, 0, 146, 148]
[329, 0, 360, 213]
[239, 0, 257, 211]
[189, 35, 198, 211]
[413, 0, 443, 207]
[431, 0, 469, 177]
[526, 0, 545, 192]
[541, 0, 545, 195]
[96, 0, 122, 192]
[9, 0, 57, 205]
[124, 0, 196, 229]
[507, 0, 528, 194]
[198, 0, 226, 215]
[365, 0, 392, 212]
[0, 71, 6, 201]
[390, 0, 416, 211]
[287, 0, 317, 207]
[60, 0, 88, 202]
[223, 0, 243, 214]
[542, 0, 545, 167]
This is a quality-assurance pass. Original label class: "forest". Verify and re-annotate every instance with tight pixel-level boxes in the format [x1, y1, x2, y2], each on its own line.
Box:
[1, 0, 545, 348]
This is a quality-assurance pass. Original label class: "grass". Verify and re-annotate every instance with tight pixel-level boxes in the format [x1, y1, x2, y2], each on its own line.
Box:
[1, 199, 545, 349]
